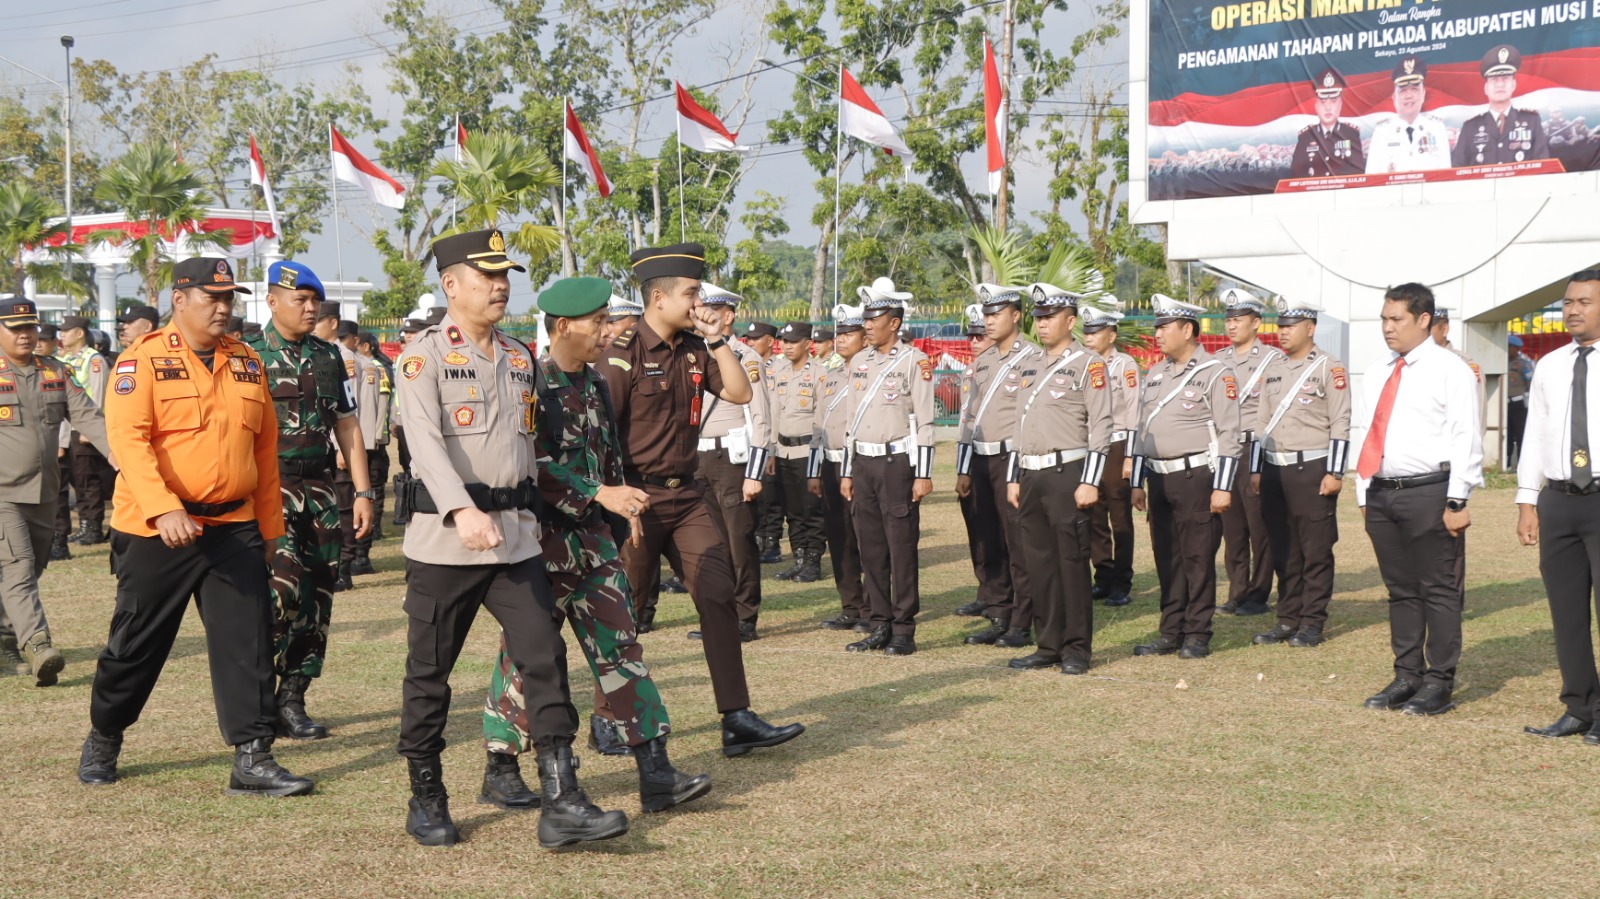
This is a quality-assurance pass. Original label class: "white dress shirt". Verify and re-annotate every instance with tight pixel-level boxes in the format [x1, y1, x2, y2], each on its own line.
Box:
[1354, 338, 1484, 506]
[1516, 339, 1600, 505]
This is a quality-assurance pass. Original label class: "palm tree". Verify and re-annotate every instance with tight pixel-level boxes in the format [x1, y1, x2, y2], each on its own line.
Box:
[969, 226, 1150, 350]
[0, 182, 82, 298]
[92, 144, 231, 305]
[431, 130, 561, 266]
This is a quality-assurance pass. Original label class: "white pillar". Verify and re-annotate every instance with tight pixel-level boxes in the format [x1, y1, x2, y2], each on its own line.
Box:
[95, 263, 118, 334]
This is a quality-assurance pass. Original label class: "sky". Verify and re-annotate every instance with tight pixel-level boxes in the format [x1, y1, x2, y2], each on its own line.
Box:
[0, 0, 1129, 313]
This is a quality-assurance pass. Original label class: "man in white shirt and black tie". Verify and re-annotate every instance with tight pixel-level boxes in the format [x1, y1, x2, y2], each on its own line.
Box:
[1355, 283, 1484, 717]
[1518, 270, 1600, 742]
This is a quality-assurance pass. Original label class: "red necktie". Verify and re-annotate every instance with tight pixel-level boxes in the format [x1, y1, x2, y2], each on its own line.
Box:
[1357, 358, 1406, 478]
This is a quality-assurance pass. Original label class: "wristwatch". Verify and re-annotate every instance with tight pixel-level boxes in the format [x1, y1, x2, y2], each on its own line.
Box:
[1446, 498, 1468, 512]
[705, 337, 728, 350]
[355, 489, 378, 501]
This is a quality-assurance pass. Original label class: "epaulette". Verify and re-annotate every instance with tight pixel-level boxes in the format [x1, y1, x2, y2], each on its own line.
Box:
[612, 327, 636, 349]
[1299, 124, 1313, 135]
[129, 331, 166, 351]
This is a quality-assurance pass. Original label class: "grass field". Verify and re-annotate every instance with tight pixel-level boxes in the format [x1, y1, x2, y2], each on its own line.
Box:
[3, 450, 1596, 898]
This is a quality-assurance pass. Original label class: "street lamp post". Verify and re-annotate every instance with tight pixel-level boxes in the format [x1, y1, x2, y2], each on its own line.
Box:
[61, 36, 74, 296]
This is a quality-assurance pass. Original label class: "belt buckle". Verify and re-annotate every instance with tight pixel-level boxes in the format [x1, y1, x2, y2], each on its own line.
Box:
[665, 477, 682, 488]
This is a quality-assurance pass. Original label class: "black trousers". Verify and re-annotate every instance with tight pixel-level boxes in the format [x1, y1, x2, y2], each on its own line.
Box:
[1222, 458, 1276, 605]
[1365, 480, 1463, 688]
[396, 425, 412, 475]
[820, 460, 865, 619]
[1261, 462, 1339, 632]
[54, 456, 72, 539]
[963, 452, 1031, 625]
[1018, 462, 1093, 663]
[850, 454, 921, 635]
[1507, 398, 1528, 464]
[70, 438, 112, 530]
[1148, 468, 1222, 643]
[90, 522, 276, 745]
[777, 456, 825, 555]
[1089, 442, 1135, 595]
[356, 448, 389, 552]
[697, 451, 763, 626]
[756, 469, 784, 545]
[1537, 488, 1600, 719]
[399, 557, 575, 759]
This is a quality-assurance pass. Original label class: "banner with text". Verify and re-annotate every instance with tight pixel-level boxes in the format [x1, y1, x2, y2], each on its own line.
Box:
[1148, 0, 1600, 200]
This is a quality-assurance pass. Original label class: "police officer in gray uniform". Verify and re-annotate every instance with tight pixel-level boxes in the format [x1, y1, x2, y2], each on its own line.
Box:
[808, 303, 869, 630]
[768, 321, 827, 583]
[1130, 294, 1243, 659]
[1004, 285, 1115, 674]
[1081, 303, 1140, 607]
[1218, 288, 1283, 616]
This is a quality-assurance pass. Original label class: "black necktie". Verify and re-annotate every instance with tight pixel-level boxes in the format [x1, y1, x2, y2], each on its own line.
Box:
[1574, 346, 1592, 489]
[1406, 126, 1415, 144]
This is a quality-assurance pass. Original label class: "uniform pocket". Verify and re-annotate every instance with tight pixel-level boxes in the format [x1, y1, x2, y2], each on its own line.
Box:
[1064, 514, 1091, 561]
[153, 380, 203, 432]
[241, 394, 266, 432]
[0, 398, 21, 426]
[403, 592, 438, 666]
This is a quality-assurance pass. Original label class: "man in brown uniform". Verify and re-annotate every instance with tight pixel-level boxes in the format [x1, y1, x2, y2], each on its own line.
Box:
[1218, 288, 1283, 617]
[1130, 294, 1243, 659]
[603, 242, 805, 756]
[955, 285, 1042, 648]
[1004, 286, 1115, 674]
[1081, 304, 1139, 607]
[768, 321, 827, 583]
[808, 303, 868, 630]
[1250, 296, 1351, 648]
[685, 282, 771, 641]
[840, 277, 936, 656]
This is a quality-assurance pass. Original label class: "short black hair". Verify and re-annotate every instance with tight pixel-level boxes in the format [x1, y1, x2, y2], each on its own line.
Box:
[639, 276, 683, 305]
[1570, 269, 1600, 284]
[1384, 282, 1435, 325]
[1175, 318, 1200, 341]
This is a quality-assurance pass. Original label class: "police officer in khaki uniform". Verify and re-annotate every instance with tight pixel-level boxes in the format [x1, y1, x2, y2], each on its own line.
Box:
[1081, 304, 1139, 607]
[395, 229, 624, 849]
[1218, 288, 1283, 616]
[1249, 296, 1351, 648]
[1130, 294, 1243, 659]
[808, 303, 868, 630]
[745, 321, 787, 565]
[1004, 286, 1115, 674]
[955, 284, 1042, 648]
[329, 316, 365, 589]
[840, 277, 936, 656]
[768, 321, 827, 583]
[605, 293, 643, 342]
[1430, 309, 1487, 432]
[351, 337, 391, 575]
[0, 299, 110, 686]
[686, 282, 771, 641]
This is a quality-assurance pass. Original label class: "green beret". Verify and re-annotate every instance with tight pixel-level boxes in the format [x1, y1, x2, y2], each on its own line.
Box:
[539, 277, 614, 318]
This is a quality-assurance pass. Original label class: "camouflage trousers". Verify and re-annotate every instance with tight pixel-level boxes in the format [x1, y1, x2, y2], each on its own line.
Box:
[271, 473, 341, 678]
[483, 556, 669, 754]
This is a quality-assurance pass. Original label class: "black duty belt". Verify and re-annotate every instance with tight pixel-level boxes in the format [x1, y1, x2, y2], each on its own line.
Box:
[1547, 479, 1600, 496]
[630, 473, 693, 489]
[182, 498, 247, 517]
[778, 434, 810, 447]
[1367, 470, 1448, 491]
[411, 478, 538, 515]
[279, 456, 335, 478]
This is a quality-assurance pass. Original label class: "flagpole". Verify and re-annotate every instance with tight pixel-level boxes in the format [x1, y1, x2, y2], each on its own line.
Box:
[676, 115, 686, 243]
[451, 114, 460, 229]
[330, 121, 345, 290]
[561, 99, 569, 276]
[833, 62, 844, 311]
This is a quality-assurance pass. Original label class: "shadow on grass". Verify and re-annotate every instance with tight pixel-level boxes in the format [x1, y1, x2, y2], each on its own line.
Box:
[1458, 626, 1558, 707]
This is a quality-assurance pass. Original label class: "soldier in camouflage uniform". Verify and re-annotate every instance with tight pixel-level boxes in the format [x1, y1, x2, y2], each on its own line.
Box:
[248, 261, 373, 740]
[481, 276, 710, 814]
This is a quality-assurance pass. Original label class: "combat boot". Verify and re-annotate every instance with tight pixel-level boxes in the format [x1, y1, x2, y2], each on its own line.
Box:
[77, 729, 122, 786]
[535, 744, 629, 848]
[350, 549, 375, 577]
[85, 523, 109, 545]
[275, 675, 328, 740]
[793, 550, 822, 583]
[661, 575, 687, 594]
[332, 562, 353, 592]
[226, 737, 315, 797]
[49, 535, 71, 561]
[406, 757, 459, 846]
[0, 631, 27, 676]
[22, 632, 64, 687]
[479, 750, 540, 810]
[68, 522, 94, 545]
[964, 616, 1009, 646]
[635, 736, 711, 813]
[772, 552, 804, 581]
[759, 536, 782, 564]
[588, 713, 632, 757]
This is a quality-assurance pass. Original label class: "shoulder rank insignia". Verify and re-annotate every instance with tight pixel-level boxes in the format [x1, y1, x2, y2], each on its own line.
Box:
[611, 327, 636, 349]
[446, 325, 465, 346]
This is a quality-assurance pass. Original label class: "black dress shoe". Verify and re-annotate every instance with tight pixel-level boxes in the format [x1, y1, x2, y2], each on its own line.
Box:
[721, 709, 805, 757]
[964, 616, 1009, 646]
[846, 625, 891, 652]
[1007, 652, 1059, 670]
[820, 613, 862, 631]
[687, 629, 703, 640]
[662, 576, 687, 594]
[1525, 713, 1594, 739]
[1218, 599, 1241, 615]
[1363, 678, 1420, 710]
[1287, 627, 1325, 647]
[1253, 624, 1296, 645]
[995, 627, 1034, 648]
[852, 620, 873, 634]
[1585, 722, 1600, 745]
[954, 598, 987, 617]
[1059, 658, 1089, 676]
[1104, 591, 1131, 607]
[1091, 585, 1110, 601]
[883, 635, 917, 656]
[1134, 636, 1181, 656]
[1177, 638, 1211, 660]
[1233, 600, 1270, 617]
[739, 622, 759, 643]
[1401, 684, 1455, 717]
[78, 729, 122, 786]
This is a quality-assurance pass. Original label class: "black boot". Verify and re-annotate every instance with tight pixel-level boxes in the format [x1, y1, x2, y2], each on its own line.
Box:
[635, 736, 712, 812]
[406, 757, 459, 846]
[226, 737, 314, 797]
[535, 744, 629, 848]
[964, 616, 1009, 645]
[721, 709, 806, 757]
[68, 523, 93, 545]
[333, 562, 353, 592]
[350, 548, 375, 577]
[49, 535, 71, 561]
[759, 537, 782, 564]
[86, 523, 109, 545]
[77, 729, 122, 786]
[995, 627, 1034, 649]
[772, 551, 803, 581]
[479, 750, 540, 810]
[587, 713, 632, 757]
[954, 598, 987, 616]
[635, 604, 656, 634]
[275, 675, 328, 740]
[846, 625, 891, 653]
[793, 550, 822, 583]
[661, 575, 687, 594]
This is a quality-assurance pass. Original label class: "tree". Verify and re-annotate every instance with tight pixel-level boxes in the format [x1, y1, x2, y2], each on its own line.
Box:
[731, 191, 791, 302]
[0, 183, 79, 297]
[432, 130, 562, 261]
[92, 144, 230, 305]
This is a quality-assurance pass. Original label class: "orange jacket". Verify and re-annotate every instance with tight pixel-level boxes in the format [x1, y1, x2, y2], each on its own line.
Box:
[106, 326, 284, 540]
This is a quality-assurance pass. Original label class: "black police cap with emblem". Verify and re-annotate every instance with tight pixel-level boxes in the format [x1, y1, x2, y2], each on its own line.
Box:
[226, 315, 245, 332]
[814, 328, 834, 342]
[317, 301, 341, 321]
[745, 321, 778, 340]
[1482, 44, 1521, 79]
[61, 314, 91, 332]
[37, 322, 58, 340]
[777, 321, 813, 342]
[0, 298, 40, 329]
[400, 318, 426, 334]
[1392, 56, 1426, 86]
[173, 256, 251, 294]
[432, 228, 527, 274]
[630, 242, 706, 282]
[1313, 68, 1346, 100]
[423, 306, 446, 326]
[118, 305, 159, 326]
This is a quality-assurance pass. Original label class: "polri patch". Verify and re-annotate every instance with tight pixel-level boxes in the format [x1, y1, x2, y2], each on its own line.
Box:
[402, 357, 425, 380]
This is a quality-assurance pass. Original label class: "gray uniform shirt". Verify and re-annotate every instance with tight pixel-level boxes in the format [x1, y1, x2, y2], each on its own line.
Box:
[767, 354, 825, 461]
[841, 341, 936, 479]
[1009, 342, 1116, 485]
[1102, 348, 1142, 453]
[957, 336, 1041, 475]
[1253, 346, 1352, 475]
[396, 315, 541, 566]
[357, 353, 391, 450]
[1133, 346, 1243, 491]
[0, 354, 112, 503]
[805, 355, 857, 478]
[699, 339, 771, 480]
[1220, 340, 1283, 443]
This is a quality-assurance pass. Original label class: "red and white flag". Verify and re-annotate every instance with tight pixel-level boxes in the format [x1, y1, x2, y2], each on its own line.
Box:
[564, 101, 612, 198]
[330, 125, 406, 210]
[247, 133, 280, 236]
[839, 67, 912, 158]
[983, 37, 1006, 193]
[456, 118, 469, 158]
[675, 82, 749, 154]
